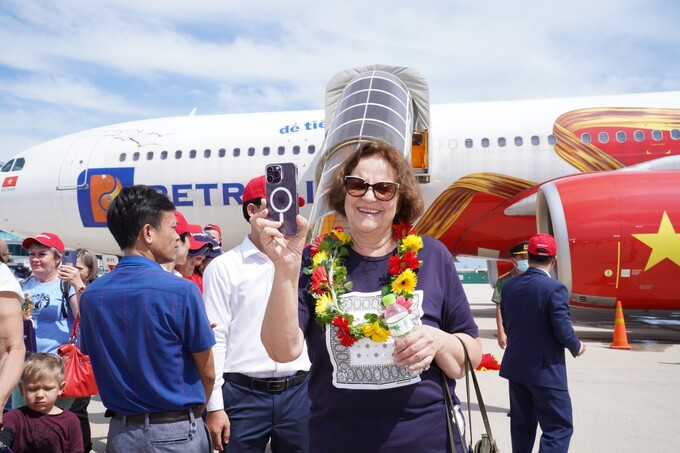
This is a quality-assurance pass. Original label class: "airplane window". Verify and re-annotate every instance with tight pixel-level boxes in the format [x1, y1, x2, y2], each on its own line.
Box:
[531, 135, 540, 145]
[514, 137, 523, 146]
[634, 130, 644, 142]
[12, 158, 25, 171]
[175, 150, 182, 159]
[133, 152, 140, 161]
[1, 159, 14, 172]
[146, 152, 154, 161]
[278, 146, 285, 155]
[464, 139, 473, 149]
[218, 148, 226, 157]
[616, 131, 627, 143]
[161, 151, 168, 160]
[118, 154, 126, 162]
[481, 138, 489, 148]
[204, 149, 211, 158]
[598, 132, 609, 143]
[308, 145, 316, 154]
[263, 147, 270, 156]
[672, 129, 680, 140]
[233, 148, 240, 157]
[498, 137, 506, 147]
[248, 147, 255, 157]
[189, 149, 197, 159]
[652, 130, 663, 141]
[293, 145, 300, 155]
[581, 133, 591, 144]
[547, 135, 557, 145]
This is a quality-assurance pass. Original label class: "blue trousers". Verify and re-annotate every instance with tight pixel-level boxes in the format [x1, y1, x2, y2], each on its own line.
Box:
[508, 381, 573, 453]
[222, 374, 310, 453]
[106, 411, 210, 453]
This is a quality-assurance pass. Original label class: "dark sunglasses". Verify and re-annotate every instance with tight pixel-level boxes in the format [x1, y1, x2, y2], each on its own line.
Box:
[344, 176, 400, 201]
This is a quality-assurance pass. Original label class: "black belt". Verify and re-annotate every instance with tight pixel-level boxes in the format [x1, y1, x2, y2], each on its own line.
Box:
[224, 371, 308, 392]
[107, 406, 203, 425]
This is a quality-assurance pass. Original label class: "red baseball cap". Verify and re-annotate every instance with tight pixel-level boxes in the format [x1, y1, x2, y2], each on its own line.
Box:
[243, 175, 305, 207]
[204, 223, 222, 237]
[174, 211, 202, 236]
[528, 233, 557, 257]
[22, 232, 65, 254]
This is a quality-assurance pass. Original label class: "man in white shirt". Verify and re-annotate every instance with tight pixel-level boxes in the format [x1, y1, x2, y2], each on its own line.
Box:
[203, 176, 311, 452]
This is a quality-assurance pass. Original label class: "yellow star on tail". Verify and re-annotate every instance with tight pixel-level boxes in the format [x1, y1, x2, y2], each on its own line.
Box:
[632, 211, 680, 271]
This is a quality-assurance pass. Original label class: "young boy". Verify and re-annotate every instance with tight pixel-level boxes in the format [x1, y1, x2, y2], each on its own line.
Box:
[0, 353, 83, 453]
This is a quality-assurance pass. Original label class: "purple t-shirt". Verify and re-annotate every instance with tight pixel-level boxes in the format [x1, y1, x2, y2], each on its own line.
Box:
[298, 236, 478, 452]
[3, 406, 83, 453]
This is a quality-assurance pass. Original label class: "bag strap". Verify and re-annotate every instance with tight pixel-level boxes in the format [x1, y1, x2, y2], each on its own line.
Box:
[456, 335, 498, 449]
[69, 315, 80, 341]
[440, 370, 468, 453]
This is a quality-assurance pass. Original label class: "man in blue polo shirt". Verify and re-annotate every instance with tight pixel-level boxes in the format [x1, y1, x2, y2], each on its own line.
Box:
[80, 185, 216, 452]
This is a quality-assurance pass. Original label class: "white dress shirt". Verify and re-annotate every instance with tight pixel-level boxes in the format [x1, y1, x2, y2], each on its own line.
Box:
[202, 235, 311, 411]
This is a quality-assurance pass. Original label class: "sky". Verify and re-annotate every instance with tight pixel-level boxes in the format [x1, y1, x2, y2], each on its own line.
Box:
[1, 0, 679, 164]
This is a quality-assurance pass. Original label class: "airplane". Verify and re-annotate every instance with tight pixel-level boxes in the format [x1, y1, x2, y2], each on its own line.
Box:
[1, 65, 679, 311]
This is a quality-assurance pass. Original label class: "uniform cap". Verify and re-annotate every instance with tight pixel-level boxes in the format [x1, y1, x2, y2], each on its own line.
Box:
[508, 241, 529, 256]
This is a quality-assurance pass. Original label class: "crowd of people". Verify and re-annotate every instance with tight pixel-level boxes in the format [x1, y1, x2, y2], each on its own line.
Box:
[0, 139, 585, 453]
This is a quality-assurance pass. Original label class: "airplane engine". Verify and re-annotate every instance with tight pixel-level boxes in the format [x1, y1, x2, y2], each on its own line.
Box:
[537, 170, 680, 309]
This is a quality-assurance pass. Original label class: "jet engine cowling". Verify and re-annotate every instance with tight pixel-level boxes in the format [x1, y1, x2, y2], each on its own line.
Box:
[537, 170, 680, 309]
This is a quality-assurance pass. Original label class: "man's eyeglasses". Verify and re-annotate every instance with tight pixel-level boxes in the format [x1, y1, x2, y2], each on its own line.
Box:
[344, 176, 400, 202]
[0, 252, 11, 259]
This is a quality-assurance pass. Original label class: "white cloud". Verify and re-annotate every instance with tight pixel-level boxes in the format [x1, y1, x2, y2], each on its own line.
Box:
[0, 0, 678, 161]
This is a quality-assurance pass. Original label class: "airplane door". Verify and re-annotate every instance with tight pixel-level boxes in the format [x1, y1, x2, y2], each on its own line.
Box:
[57, 135, 100, 189]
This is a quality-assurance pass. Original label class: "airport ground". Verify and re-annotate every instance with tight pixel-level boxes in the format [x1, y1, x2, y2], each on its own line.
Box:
[86, 284, 680, 452]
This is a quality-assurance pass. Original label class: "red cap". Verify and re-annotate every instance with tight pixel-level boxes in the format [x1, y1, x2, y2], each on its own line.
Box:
[204, 223, 222, 237]
[243, 175, 305, 207]
[22, 232, 65, 254]
[528, 234, 557, 257]
[174, 211, 202, 236]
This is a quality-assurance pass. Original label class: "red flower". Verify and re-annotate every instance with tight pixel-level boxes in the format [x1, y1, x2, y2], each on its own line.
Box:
[310, 266, 329, 294]
[332, 315, 357, 347]
[388, 250, 421, 275]
[309, 234, 325, 257]
[392, 221, 414, 240]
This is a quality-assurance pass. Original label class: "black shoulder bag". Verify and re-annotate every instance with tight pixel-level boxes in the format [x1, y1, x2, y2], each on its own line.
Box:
[441, 336, 500, 453]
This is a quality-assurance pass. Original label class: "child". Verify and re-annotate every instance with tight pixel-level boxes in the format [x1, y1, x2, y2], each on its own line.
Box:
[0, 353, 83, 453]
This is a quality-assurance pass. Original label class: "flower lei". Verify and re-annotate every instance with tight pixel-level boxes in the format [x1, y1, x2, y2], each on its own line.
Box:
[304, 221, 423, 347]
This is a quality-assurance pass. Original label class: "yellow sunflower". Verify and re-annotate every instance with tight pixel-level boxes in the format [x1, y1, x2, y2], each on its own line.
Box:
[361, 321, 391, 342]
[400, 234, 423, 253]
[315, 292, 333, 315]
[332, 229, 352, 245]
[312, 250, 329, 267]
[391, 269, 418, 294]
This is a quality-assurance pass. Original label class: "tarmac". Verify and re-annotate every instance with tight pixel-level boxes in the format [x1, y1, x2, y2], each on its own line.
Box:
[86, 284, 680, 452]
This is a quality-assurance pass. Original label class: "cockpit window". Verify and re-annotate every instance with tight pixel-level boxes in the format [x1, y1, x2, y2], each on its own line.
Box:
[1, 159, 14, 172]
[12, 158, 25, 171]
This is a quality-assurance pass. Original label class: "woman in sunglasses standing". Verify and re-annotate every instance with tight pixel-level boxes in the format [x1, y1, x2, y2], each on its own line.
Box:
[255, 141, 481, 453]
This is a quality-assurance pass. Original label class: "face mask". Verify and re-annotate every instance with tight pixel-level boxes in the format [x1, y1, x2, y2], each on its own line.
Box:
[516, 259, 529, 272]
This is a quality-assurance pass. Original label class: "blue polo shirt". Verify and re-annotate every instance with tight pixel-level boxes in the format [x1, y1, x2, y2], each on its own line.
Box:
[80, 255, 215, 415]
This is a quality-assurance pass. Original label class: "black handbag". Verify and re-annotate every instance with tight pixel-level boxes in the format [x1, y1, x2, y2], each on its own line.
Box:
[441, 336, 500, 453]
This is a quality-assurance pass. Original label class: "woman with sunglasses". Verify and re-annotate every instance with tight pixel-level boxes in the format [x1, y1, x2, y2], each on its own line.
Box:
[255, 141, 481, 452]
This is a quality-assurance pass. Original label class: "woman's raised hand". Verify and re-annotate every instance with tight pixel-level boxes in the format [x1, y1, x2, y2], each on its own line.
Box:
[57, 263, 84, 289]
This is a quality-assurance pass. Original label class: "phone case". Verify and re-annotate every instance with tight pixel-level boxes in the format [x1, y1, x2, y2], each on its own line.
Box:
[63, 249, 77, 267]
[265, 163, 299, 237]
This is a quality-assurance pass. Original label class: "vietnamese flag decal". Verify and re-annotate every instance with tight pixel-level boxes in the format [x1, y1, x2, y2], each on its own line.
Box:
[2, 176, 18, 187]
